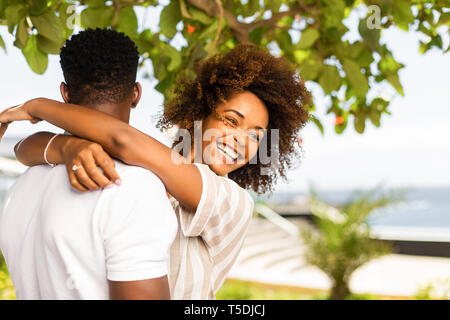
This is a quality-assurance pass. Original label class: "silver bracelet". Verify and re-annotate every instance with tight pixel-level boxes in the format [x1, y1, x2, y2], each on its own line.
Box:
[44, 134, 60, 167]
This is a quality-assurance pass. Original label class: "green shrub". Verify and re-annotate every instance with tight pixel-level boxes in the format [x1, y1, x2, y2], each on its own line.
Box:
[0, 254, 15, 300]
[216, 279, 328, 300]
[300, 185, 407, 300]
[414, 278, 450, 300]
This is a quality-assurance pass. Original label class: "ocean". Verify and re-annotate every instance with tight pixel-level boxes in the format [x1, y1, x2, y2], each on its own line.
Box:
[256, 185, 450, 231]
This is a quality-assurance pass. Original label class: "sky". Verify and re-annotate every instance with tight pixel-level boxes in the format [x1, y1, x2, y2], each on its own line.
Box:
[0, 5, 449, 193]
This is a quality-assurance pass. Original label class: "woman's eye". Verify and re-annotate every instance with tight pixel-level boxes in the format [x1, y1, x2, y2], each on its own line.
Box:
[225, 117, 238, 126]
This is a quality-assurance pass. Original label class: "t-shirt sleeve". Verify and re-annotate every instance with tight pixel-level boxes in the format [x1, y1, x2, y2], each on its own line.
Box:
[178, 163, 254, 253]
[99, 168, 178, 282]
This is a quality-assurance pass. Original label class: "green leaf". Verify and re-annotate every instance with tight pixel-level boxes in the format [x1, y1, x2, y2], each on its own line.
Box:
[438, 12, 450, 27]
[265, 0, 281, 13]
[0, 35, 5, 52]
[22, 34, 48, 74]
[371, 98, 389, 110]
[341, 58, 369, 98]
[243, 0, 260, 17]
[321, 0, 345, 29]
[378, 55, 403, 74]
[161, 43, 182, 72]
[355, 47, 374, 68]
[354, 112, 366, 134]
[422, 34, 444, 52]
[15, 17, 29, 49]
[198, 19, 219, 41]
[36, 35, 62, 54]
[154, 72, 176, 96]
[179, 0, 191, 19]
[309, 115, 324, 135]
[391, 0, 414, 31]
[160, 0, 181, 39]
[84, 0, 106, 8]
[300, 57, 323, 81]
[298, 28, 320, 49]
[187, 7, 212, 25]
[249, 26, 268, 44]
[319, 64, 341, 94]
[369, 109, 381, 127]
[5, 4, 27, 33]
[29, 0, 48, 16]
[276, 29, 292, 52]
[386, 73, 404, 95]
[293, 49, 310, 64]
[80, 6, 114, 29]
[358, 18, 380, 50]
[31, 10, 64, 43]
[0, 0, 6, 18]
[116, 7, 138, 37]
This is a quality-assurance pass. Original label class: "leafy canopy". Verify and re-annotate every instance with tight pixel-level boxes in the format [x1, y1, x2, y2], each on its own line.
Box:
[0, 0, 448, 134]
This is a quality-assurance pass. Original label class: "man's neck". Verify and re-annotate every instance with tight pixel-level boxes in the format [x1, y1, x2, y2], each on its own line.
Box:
[82, 102, 130, 123]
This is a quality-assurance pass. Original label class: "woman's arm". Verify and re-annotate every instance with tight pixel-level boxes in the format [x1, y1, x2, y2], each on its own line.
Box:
[15, 132, 121, 192]
[15, 132, 67, 166]
[3, 98, 202, 211]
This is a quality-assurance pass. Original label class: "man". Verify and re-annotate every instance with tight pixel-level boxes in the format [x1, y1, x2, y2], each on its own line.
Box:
[0, 28, 178, 299]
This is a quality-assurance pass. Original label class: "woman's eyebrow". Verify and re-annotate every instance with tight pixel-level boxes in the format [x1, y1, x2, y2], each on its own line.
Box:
[224, 109, 245, 118]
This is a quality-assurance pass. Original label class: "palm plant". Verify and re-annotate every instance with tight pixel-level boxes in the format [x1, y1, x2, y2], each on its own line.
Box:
[300, 185, 407, 300]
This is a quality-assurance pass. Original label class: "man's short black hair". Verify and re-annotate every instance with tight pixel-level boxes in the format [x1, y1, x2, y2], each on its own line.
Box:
[60, 28, 139, 105]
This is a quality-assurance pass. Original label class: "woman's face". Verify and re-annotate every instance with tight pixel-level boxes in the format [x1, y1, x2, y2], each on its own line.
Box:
[198, 91, 269, 176]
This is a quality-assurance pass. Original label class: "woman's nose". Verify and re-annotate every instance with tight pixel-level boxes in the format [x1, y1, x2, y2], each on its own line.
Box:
[234, 130, 247, 147]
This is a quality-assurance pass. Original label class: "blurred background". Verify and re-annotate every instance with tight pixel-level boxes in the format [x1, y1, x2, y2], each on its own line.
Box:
[0, 0, 449, 300]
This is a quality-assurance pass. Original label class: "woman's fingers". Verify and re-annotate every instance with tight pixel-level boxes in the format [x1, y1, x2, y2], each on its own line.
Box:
[63, 142, 121, 192]
[66, 165, 88, 192]
[0, 105, 33, 123]
[72, 163, 101, 191]
[0, 123, 10, 141]
[81, 153, 114, 189]
[93, 150, 121, 185]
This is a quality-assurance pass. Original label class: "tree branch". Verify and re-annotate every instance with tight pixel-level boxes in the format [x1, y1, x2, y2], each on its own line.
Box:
[209, 0, 224, 53]
[112, 0, 120, 27]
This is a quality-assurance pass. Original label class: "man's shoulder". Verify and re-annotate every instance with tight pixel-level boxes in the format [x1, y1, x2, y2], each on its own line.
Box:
[13, 165, 55, 186]
[113, 161, 165, 191]
[23, 164, 54, 174]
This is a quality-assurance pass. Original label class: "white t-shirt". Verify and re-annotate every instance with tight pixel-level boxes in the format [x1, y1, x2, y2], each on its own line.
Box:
[0, 161, 178, 300]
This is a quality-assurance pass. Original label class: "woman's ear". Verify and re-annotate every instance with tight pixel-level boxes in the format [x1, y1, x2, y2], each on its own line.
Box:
[60, 82, 70, 103]
[131, 82, 142, 108]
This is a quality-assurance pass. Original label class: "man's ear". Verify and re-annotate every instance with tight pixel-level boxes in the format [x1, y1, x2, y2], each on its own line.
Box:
[60, 82, 70, 103]
[131, 82, 142, 109]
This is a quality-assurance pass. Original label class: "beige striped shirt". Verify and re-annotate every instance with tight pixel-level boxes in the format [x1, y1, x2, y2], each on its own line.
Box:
[168, 163, 254, 299]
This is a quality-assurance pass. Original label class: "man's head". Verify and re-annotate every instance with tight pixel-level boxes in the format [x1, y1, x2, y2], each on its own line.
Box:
[59, 28, 141, 123]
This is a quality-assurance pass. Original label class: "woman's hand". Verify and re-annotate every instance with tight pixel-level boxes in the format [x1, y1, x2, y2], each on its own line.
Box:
[0, 102, 42, 141]
[62, 138, 121, 192]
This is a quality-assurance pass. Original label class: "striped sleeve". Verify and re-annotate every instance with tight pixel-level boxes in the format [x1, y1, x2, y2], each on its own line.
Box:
[178, 163, 254, 247]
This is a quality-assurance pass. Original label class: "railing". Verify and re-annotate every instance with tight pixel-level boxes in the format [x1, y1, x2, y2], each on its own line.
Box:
[0, 157, 26, 176]
[254, 203, 300, 237]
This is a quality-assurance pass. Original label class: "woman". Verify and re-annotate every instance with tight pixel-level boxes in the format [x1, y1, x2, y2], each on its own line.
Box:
[0, 44, 310, 299]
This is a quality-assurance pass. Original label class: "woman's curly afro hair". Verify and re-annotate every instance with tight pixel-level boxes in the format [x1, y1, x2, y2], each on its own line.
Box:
[158, 44, 311, 194]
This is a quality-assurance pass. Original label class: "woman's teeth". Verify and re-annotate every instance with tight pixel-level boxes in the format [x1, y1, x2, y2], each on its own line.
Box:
[217, 144, 238, 160]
